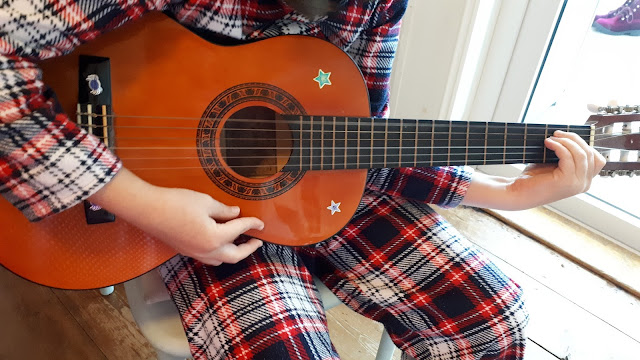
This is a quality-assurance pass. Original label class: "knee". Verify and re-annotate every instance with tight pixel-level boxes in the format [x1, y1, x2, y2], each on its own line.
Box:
[487, 286, 529, 358]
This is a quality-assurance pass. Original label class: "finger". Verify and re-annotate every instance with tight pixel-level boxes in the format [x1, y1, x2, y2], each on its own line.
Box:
[207, 198, 241, 221]
[549, 136, 589, 183]
[555, 130, 595, 176]
[208, 238, 264, 264]
[544, 136, 575, 176]
[215, 217, 265, 242]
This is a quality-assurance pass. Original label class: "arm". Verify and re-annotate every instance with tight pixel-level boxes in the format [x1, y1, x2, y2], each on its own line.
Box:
[1, 2, 263, 265]
[461, 130, 606, 210]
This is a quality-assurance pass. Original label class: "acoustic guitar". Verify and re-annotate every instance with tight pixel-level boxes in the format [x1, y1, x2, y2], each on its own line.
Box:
[1, 13, 638, 289]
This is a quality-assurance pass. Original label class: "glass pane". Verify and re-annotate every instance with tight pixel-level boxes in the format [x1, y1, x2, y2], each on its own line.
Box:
[524, 0, 640, 219]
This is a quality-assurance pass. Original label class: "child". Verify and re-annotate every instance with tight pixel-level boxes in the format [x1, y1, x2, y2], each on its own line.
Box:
[0, 1, 604, 359]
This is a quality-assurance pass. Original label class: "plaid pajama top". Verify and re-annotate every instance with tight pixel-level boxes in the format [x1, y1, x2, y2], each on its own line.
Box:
[0, 0, 472, 221]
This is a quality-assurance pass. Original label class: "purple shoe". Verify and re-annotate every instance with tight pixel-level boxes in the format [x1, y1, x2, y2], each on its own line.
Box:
[593, 1, 640, 35]
[594, 0, 634, 21]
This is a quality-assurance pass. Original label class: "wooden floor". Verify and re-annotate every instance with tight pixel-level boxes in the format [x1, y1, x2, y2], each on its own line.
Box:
[1, 206, 639, 360]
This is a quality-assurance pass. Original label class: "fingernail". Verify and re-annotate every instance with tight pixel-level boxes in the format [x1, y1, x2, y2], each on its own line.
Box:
[231, 206, 240, 214]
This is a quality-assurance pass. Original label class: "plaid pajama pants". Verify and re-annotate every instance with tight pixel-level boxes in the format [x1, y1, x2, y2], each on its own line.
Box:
[159, 190, 529, 360]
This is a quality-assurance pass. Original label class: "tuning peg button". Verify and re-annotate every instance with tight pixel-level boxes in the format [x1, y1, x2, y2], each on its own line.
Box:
[587, 104, 600, 113]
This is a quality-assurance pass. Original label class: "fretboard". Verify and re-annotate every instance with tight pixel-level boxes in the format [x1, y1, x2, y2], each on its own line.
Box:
[284, 116, 592, 171]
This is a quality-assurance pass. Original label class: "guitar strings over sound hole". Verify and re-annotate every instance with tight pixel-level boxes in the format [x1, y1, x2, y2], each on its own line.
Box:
[220, 106, 293, 179]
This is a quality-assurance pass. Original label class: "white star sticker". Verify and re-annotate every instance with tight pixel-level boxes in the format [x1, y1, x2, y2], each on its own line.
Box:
[327, 200, 341, 215]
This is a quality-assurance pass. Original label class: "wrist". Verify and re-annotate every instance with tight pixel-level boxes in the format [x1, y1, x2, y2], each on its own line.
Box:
[88, 167, 161, 220]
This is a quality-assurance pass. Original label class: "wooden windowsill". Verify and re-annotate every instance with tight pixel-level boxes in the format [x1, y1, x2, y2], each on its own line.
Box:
[484, 206, 640, 299]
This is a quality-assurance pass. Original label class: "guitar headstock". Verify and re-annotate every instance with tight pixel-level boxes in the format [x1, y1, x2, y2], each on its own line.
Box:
[587, 104, 640, 177]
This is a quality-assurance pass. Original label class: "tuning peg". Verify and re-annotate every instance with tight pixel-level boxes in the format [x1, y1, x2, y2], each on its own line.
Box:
[599, 169, 640, 177]
[587, 104, 600, 113]
[587, 103, 623, 114]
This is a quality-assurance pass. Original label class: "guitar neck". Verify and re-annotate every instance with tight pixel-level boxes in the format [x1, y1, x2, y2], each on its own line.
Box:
[284, 116, 593, 171]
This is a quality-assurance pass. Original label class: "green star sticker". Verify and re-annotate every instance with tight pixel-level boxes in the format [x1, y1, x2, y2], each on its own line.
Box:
[313, 69, 332, 89]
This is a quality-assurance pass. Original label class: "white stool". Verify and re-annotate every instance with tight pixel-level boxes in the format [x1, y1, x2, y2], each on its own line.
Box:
[123, 270, 396, 360]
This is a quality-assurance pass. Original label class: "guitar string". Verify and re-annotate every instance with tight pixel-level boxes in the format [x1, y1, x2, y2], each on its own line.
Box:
[124, 158, 568, 171]
[80, 131, 631, 142]
[103, 145, 593, 151]
[61, 122, 608, 140]
[73, 112, 613, 131]
[114, 145, 630, 162]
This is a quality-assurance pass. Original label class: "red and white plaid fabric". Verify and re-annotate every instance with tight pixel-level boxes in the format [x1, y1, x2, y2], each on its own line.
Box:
[1, 1, 529, 359]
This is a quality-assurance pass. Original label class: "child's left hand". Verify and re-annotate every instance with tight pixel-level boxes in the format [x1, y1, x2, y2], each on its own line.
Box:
[462, 130, 606, 210]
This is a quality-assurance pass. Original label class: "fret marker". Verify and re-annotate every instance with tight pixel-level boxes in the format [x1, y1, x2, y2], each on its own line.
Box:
[327, 200, 341, 215]
[86, 74, 103, 96]
[313, 69, 332, 89]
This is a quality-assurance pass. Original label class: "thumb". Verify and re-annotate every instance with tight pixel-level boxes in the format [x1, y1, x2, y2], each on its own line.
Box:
[208, 199, 241, 221]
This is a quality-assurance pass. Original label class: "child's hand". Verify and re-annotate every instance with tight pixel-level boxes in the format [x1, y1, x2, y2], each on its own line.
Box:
[146, 187, 264, 266]
[89, 168, 264, 266]
[507, 130, 606, 207]
[462, 130, 606, 210]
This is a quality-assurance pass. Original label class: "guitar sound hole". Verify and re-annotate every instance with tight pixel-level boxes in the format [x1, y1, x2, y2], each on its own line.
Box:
[220, 106, 292, 179]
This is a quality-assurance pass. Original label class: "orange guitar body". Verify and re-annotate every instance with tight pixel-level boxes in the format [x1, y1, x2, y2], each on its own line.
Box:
[0, 13, 370, 289]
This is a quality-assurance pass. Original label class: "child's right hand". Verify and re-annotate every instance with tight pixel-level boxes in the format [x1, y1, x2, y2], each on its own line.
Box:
[89, 168, 264, 266]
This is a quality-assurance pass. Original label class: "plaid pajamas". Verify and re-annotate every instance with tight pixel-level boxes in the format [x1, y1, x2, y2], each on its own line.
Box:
[1, 1, 528, 359]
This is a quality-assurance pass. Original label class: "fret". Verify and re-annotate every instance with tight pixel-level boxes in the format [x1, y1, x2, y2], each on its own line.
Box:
[519, 124, 544, 164]
[384, 118, 389, 167]
[322, 116, 334, 170]
[543, 123, 549, 163]
[413, 118, 419, 167]
[372, 119, 387, 167]
[332, 116, 336, 170]
[298, 115, 304, 171]
[320, 116, 325, 170]
[465, 121, 470, 165]
[370, 117, 375, 167]
[524, 123, 549, 164]
[467, 122, 487, 165]
[335, 116, 346, 169]
[502, 122, 507, 164]
[505, 123, 525, 164]
[522, 123, 528, 163]
[430, 120, 435, 166]
[399, 118, 403, 168]
[570, 124, 592, 144]
[345, 117, 359, 169]
[416, 120, 433, 167]
[384, 119, 401, 167]
[486, 122, 506, 164]
[358, 117, 372, 168]
[300, 115, 312, 170]
[311, 116, 323, 170]
[448, 121, 467, 165]
[432, 120, 450, 165]
[484, 122, 488, 165]
[447, 121, 452, 165]
[400, 118, 418, 167]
